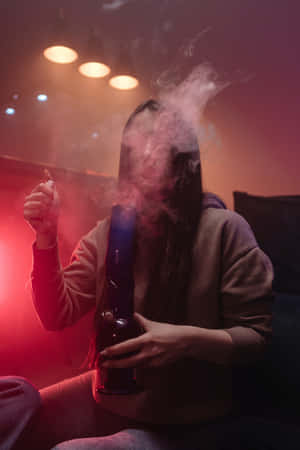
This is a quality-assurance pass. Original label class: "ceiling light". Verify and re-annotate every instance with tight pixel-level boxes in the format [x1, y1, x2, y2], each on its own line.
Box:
[108, 41, 139, 90]
[43, 9, 78, 64]
[37, 94, 48, 102]
[78, 62, 110, 78]
[44, 45, 78, 64]
[5, 107, 16, 115]
[78, 28, 110, 79]
[109, 75, 139, 90]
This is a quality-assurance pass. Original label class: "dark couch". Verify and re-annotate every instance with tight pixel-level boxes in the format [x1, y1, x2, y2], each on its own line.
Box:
[227, 191, 300, 450]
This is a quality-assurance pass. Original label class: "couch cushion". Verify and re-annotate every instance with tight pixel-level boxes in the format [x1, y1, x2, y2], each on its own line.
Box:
[232, 291, 300, 415]
[233, 191, 300, 294]
[267, 292, 300, 406]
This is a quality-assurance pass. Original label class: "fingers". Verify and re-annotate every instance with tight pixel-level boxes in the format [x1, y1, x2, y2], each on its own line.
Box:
[101, 334, 147, 358]
[24, 200, 50, 221]
[24, 185, 54, 216]
[24, 182, 59, 233]
[25, 192, 52, 204]
[31, 182, 54, 199]
[24, 201, 49, 212]
[24, 209, 42, 221]
[134, 312, 152, 330]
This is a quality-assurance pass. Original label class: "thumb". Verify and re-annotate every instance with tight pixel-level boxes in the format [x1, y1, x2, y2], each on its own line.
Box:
[134, 312, 153, 331]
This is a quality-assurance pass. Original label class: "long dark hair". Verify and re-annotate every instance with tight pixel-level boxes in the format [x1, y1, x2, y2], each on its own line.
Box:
[88, 99, 203, 366]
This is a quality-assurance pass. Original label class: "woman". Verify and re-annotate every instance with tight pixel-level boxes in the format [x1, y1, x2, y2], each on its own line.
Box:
[22, 99, 273, 449]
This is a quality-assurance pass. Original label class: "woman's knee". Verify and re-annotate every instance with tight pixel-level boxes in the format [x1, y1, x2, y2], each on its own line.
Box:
[10, 376, 41, 413]
[0, 376, 41, 411]
[50, 435, 133, 450]
[51, 439, 98, 450]
[51, 443, 72, 450]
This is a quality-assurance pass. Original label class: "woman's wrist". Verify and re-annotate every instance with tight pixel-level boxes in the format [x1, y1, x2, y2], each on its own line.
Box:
[36, 231, 57, 249]
[183, 325, 233, 365]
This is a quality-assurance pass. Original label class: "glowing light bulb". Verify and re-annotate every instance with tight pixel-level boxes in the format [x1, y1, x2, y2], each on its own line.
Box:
[78, 62, 110, 78]
[109, 75, 139, 90]
[5, 107, 15, 115]
[37, 94, 48, 102]
[43, 45, 78, 64]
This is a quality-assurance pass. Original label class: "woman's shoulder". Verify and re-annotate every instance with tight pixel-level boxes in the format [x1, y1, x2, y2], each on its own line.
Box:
[201, 207, 258, 248]
[201, 192, 252, 231]
[202, 206, 249, 227]
[203, 206, 251, 226]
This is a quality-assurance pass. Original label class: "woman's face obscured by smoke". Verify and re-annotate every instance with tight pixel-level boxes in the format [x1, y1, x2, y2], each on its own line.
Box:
[122, 107, 172, 197]
[122, 105, 199, 194]
[118, 101, 201, 234]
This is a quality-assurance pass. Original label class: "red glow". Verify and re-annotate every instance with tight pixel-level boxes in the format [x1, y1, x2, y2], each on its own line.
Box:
[0, 240, 13, 304]
[0, 168, 100, 387]
[0, 242, 7, 301]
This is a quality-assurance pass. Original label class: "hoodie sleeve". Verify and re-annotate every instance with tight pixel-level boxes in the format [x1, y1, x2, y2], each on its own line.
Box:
[31, 221, 108, 331]
[220, 211, 274, 364]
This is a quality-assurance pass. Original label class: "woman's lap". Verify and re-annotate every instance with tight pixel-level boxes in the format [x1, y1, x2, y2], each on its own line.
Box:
[14, 371, 138, 450]
[14, 370, 227, 450]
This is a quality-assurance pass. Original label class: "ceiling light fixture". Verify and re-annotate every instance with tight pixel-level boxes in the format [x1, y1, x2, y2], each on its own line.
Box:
[109, 75, 138, 90]
[78, 28, 110, 78]
[109, 42, 139, 90]
[5, 107, 16, 115]
[44, 45, 78, 64]
[79, 61, 110, 78]
[43, 8, 78, 64]
[37, 94, 48, 102]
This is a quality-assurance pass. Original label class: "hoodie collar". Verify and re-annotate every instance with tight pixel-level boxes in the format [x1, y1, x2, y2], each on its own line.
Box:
[202, 192, 227, 209]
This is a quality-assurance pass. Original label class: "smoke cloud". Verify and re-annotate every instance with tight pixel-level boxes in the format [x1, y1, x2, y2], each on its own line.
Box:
[115, 64, 226, 232]
[158, 64, 225, 135]
[101, 0, 133, 11]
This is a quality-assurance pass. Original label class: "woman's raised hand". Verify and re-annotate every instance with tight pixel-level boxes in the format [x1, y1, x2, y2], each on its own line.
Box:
[24, 180, 60, 247]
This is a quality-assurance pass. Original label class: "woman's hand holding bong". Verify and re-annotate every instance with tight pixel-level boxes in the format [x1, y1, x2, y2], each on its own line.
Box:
[99, 313, 195, 369]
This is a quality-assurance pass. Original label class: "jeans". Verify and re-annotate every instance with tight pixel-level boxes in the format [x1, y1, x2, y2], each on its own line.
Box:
[51, 427, 220, 450]
[0, 376, 41, 450]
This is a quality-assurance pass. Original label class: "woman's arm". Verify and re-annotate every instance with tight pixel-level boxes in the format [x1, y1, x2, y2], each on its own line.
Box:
[99, 314, 234, 368]
[31, 222, 107, 331]
[220, 212, 274, 364]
